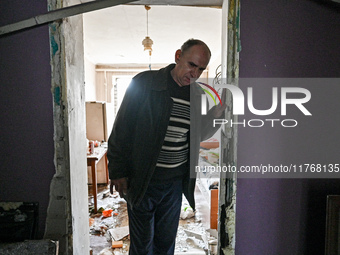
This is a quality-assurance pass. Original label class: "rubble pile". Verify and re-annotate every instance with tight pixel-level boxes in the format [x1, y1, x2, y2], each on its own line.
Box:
[89, 187, 217, 255]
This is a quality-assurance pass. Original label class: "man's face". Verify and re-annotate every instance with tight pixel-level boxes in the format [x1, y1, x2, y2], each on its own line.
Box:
[171, 45, 211, 87]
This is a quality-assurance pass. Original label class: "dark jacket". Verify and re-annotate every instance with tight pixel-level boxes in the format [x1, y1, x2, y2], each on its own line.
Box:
[107, 64, 219, 210]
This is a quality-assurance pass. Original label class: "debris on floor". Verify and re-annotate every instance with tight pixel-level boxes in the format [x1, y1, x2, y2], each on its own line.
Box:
[175, 223, 206, 254]
[108, 226, 129, 241]
[175, 221, 217, 255]
[180, 206, 195, 220]
[88, 184, 217, 255]
[89, 185, 129, 255]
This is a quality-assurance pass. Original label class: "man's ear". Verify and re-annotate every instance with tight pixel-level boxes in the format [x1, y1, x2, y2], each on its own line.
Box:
[175, 49, 182, 63]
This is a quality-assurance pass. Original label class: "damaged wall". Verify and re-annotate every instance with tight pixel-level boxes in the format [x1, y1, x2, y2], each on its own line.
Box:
[63, 3, 89, 253]
[0, 1, 54, 239]
[237, 0, 340, 254]
[218, 0, 240, 254]
[44, 0, 89, 254]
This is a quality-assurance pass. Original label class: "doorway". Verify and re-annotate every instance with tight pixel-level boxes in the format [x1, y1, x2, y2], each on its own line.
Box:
[47, 1, 238, 254]
[84, 5, 222, 254]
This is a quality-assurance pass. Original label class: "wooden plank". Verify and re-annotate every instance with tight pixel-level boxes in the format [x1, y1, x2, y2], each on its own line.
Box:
[0, 0, 135, 36]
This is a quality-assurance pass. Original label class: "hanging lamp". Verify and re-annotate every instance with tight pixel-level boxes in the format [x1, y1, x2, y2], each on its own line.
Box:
[142, 5, 153, 58]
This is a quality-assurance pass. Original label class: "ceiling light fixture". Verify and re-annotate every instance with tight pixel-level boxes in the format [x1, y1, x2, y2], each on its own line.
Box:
[142, 5, 153, 69]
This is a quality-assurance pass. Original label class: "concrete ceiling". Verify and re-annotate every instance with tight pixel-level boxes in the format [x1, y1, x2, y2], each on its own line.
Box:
[128, 0, 223, 7]
[83, 4, 222, 67]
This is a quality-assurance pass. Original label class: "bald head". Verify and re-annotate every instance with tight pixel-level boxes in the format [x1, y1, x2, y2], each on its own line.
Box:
[180, 39, 211, 58]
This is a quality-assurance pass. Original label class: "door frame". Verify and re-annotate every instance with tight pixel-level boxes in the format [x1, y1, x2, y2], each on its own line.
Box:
[46, 1, 239, 254]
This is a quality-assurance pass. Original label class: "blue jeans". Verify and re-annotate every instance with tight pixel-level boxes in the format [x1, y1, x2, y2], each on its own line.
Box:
[127, 179, 183, 255]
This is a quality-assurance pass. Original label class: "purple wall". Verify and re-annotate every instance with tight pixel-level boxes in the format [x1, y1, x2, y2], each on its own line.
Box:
[237, 1, 340, 254]
[1, 0, 340, 251]
[0, 1, 54, 238]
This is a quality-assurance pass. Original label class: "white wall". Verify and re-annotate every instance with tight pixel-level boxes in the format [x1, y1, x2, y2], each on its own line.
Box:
[64, 1, 90, 253]
[84, 56, 96, 101]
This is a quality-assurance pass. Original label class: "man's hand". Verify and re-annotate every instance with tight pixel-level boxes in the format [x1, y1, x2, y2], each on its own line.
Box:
[110, 178, 128, 198]
[212, 88, 227, 118]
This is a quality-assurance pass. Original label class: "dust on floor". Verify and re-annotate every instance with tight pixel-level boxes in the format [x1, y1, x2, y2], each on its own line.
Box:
[88, 185, 218, 255]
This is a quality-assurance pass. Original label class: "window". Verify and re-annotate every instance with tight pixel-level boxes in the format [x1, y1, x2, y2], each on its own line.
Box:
[112, 76, 132, 115]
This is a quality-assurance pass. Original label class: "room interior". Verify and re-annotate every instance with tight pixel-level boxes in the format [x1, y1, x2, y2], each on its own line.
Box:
[83, 5, 224, 254]
[1, 0, 340, 255]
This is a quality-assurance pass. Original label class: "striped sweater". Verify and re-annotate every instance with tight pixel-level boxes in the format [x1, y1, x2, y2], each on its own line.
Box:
[150, 71, 190, 183]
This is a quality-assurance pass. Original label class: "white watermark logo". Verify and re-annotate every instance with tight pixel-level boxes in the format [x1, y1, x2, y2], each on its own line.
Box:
[200, 83, 312, 128]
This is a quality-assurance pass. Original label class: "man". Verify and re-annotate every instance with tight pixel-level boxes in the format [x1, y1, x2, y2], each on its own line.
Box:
[107, 39, 225, 255]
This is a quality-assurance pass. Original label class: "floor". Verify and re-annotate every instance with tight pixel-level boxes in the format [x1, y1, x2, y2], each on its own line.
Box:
[88, 184, 218, 255]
